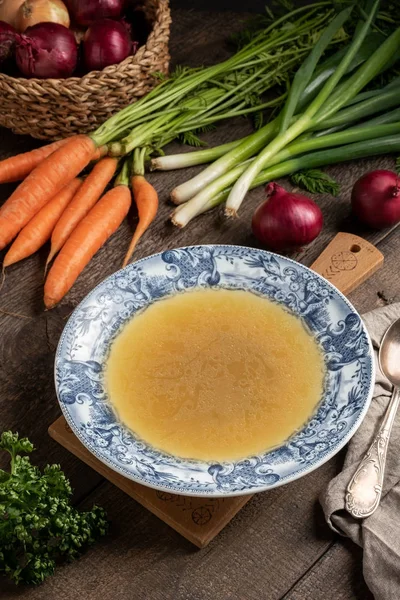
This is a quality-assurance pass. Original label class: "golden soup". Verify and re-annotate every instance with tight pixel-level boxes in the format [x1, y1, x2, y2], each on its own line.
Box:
[105, 289, 325, 462]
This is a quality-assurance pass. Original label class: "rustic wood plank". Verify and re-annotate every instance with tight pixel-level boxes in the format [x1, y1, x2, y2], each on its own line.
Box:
[283, 540, 373, 600]
[0, 6, 254, 506]
[1, 2, 400, 598]
[281, 231, 400, 600]
[0, 304, 103, 501]
[296, 156, 400, 267]
[348, 228, 400, 314]
[2, 455, 341, 600]
[309, 232, 383, 295]
[49, 416, 253, 549]
[34, 222, 395, 600]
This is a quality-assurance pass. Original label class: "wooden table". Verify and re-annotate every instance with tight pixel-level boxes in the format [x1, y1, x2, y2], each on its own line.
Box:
[1, 4, 399, 599]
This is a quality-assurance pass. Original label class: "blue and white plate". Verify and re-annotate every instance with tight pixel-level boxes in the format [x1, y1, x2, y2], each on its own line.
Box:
[55, 245, 374, 497]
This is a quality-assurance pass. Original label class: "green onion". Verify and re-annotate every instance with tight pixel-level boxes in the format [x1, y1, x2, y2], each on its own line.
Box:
[225, 0, 381, 216]
[159, 80, 400, 176]
[314, 26, 400, 123]
[171, 121, 400, 226]
[91, 3, 337, 152]
[176, 134, 400, 226]
[312, 85, 400, 130]
[150, 140, 242, 171]
[168, 22, 388, 202]
[170, 119, 280, 204]
[279, 6, 354, 134]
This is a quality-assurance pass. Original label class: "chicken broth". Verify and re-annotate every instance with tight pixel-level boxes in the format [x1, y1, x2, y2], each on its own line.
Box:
[105, 289, 325, 461]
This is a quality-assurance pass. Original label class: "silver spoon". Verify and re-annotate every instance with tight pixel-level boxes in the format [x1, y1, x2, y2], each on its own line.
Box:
[346, 317, 400, 519]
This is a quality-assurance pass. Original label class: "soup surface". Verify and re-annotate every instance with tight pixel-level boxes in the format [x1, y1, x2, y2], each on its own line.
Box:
[105, 289, 325, 461]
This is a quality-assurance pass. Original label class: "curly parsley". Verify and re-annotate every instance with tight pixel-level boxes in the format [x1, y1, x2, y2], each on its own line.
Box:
[0, 432, 107, 585]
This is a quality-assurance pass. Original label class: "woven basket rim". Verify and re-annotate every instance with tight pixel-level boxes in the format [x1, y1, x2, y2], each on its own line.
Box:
[0, 0, 170, 85]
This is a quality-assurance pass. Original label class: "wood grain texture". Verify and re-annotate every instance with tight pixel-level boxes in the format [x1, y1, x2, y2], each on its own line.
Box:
[43, 231, 381, 555]
[49, 416, 253, 549]
[348, 229, 400, 314]
[2, 456, 341, 600]
[0, 2, 400, 598]
[310, 233, 383, 296]
[284, 540, 373, 600]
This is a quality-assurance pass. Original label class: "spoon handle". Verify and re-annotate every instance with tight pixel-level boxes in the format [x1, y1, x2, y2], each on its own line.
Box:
[346, 387, 400, 519]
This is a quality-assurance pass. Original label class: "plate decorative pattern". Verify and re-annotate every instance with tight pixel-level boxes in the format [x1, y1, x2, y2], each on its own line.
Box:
[55, 245, 374, 497]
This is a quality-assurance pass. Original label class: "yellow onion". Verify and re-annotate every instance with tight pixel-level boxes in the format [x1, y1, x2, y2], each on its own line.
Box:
[0, 0, 25, 28]
[16, 0, 70, 32]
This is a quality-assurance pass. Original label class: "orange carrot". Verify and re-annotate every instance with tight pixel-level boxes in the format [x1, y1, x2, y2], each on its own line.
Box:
[3, 178, 82, 269]
[0, 135, 96, 251]
[44, 184, 131, 309]
[0, 137, 74, 185]
[0, 138, 106, 187]
[122, 175, 158, 268]
[46, 157, 118, 267]
[91, 146, 108, 161]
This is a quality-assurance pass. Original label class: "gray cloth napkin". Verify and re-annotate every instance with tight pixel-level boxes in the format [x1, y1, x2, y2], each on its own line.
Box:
[320, 303, 400, 600]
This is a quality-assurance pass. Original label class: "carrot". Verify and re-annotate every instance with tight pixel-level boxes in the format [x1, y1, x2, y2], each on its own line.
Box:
[0, 138, 106, 187]
[122, 149, 159, 268]
[0, 135, 97, 251]
[44, 184, 131, 309]
[92, 146, 108, 161]
[46, 157, 118, 268]
[3, 178, 82, 269]
[0, 137, 74, 185]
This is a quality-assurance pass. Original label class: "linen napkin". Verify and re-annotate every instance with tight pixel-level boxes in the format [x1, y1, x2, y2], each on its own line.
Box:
[320, 303, 400, 600]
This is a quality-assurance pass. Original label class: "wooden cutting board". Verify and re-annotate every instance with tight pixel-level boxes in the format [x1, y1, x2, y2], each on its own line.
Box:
[49, 232, 383, 548]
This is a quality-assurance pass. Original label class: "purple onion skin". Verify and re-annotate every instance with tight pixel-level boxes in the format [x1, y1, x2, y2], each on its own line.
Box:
[252, 182, 323, 252]
[0, 21, 17, 65]
[67, 0, 124, 26]
[83, 19, 132, 72]
[16, 22, 78, 78]
[351, 170, 400, 229]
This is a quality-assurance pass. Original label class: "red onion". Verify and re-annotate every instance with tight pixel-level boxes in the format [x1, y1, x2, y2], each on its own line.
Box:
[351, 170, 400, 229]
[66, 0, 124, 26]
[83, 19, 132, 72]
[15, 22, 77, 78]
[0, 20, 16, 64]
[252, 183, 323, 252]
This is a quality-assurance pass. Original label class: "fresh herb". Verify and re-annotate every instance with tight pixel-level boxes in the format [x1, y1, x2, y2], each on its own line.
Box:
[224, 1, 383, 215]
[0, 432, 107, 586]
[396, 156, 400, 174]
[253, 111, 265, 131]
[178, 124, 217, 148]
[163, 1, 400, 227]
[291, 169, 341, 196]
[171, 133, 400, 227]
[95, 3, 345, 155]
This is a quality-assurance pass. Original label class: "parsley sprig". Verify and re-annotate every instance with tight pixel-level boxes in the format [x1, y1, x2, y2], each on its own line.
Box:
[0, 432, 107, 586]
[291, 169, 341, 196]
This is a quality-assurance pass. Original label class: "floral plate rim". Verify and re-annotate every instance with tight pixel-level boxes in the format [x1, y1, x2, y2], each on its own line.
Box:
[54, 244, 375, 497]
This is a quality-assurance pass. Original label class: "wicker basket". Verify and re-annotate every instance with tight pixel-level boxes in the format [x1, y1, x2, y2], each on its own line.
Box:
[0, 0, 171, 140]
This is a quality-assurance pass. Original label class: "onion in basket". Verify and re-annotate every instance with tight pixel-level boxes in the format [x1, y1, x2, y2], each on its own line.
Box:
[15, 22, 77, 78]
[0, 0, 25, 28]
[16, 0, 70, 32]
[83, 18, 132, 71]
[66, 0, 124, 26]
[0, 20, 16, 64]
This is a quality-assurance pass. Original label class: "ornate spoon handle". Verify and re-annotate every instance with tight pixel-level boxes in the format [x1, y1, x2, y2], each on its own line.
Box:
[346, 387, 400, 519]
